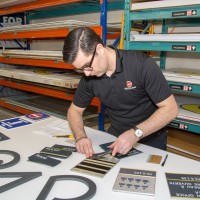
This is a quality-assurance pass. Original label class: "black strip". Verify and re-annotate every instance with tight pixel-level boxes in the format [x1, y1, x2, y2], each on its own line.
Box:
[81, 161, 111, 171]
[86, 158, 116, 165]
[75, 165, 106, 175]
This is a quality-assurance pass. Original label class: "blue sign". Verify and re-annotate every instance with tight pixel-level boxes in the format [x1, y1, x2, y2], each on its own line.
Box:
[25, 112, 50, 121]
[0, 13, 27, 49]
[0, 118, 32, 129]
[0, 13, 25, 27]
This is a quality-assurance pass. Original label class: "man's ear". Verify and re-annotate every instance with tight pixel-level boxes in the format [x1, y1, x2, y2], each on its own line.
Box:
[96, 44, 104, 56]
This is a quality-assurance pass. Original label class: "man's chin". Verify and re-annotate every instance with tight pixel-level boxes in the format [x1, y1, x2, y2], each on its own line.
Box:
[89, 72, 105, 77]
[95, 73, 105, 77]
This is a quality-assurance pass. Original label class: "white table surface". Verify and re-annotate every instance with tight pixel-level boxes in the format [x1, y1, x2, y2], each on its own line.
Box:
[0, 115, 199, 200]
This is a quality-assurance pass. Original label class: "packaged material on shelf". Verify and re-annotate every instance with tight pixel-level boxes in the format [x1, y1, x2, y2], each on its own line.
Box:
[0, 20, 98, 33]
[1, 50, 63, 60]
[130, 33, 200, 42]
[0, 66, 81, 89]
[0, 19, 120, 33]
[131, 0, 200, 11]
[162, 68, 200, 85]
[132, 0, 160, 2]
[0, 0, 36, 8]
[175, 94, 200, 123]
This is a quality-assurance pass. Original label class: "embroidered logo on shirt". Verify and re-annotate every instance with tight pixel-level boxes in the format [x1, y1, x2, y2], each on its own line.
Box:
[124, 81, 136, 90]
[126, 81, 132, 88]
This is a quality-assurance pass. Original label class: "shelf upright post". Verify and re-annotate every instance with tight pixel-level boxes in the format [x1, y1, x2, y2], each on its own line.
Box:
[25, 12, 30, 50]
[98, 0, 107, 131]
[100, 0, 107, 45]
[160, 19, 168, 69]
[124, 0, 132, 50]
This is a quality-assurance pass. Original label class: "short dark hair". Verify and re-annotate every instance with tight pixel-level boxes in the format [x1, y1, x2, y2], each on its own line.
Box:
[63, 27, 104, 63]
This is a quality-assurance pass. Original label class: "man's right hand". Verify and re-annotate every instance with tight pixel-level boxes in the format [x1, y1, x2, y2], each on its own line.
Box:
[75, 137, 94, 158]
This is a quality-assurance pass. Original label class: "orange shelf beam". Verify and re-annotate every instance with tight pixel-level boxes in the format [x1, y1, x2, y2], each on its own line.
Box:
[0, 79, 101, 111]
[0, 57, 74, 69]
[0, 26, 102, 40]
[0, 28, 70, 40]
[0, 99, 34, 115]
[0, 0, 84, 16]
[107, 32, 121, 39]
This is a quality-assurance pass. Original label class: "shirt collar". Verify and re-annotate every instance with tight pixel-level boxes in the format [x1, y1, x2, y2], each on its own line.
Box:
[108, 45, 123, 74]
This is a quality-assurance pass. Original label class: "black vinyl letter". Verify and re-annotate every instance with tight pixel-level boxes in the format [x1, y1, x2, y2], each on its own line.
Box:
[0, 172, 42, 193]
[37, 175, 96, 200]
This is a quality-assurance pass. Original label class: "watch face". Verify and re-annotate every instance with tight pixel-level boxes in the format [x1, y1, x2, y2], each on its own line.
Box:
[135, 129, 143, 138]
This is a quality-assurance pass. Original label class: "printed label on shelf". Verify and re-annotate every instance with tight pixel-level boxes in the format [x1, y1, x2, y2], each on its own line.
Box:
[169, 84, 193, 92]
[172, 45, 196, 51]
[25, 112, 50, 121]
[172, 10, 197, 17]
[0, 118, 32, 129]
[0, 13, 27, 49]
[169, 122, 188, 130]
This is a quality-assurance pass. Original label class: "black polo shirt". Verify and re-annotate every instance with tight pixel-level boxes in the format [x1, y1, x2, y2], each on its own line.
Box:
[73, 46, 172, 137]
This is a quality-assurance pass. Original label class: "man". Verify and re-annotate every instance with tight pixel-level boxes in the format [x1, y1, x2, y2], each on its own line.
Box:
[63, 27, 178, 158]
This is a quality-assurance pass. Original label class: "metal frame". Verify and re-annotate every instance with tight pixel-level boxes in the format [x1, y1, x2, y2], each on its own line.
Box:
[124, 0, 200, 134]
[0, 79, 101, 112]
[0, 0, 123, 131]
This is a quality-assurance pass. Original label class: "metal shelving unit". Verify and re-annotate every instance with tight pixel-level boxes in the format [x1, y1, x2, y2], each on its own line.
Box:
[0, 0, 119, 130]
[0, 26, 103, 114]
[0, 26, 102, 70]
[168, 118, 200, 134]
[124, 0, 200, 134]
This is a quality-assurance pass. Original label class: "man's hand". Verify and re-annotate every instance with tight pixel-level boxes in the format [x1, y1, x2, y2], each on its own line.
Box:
[109, 129, 139, 157]
[75, 137, 94, 158]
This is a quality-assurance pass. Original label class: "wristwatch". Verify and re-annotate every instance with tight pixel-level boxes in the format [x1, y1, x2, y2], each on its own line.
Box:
[132, 126, 144, 140]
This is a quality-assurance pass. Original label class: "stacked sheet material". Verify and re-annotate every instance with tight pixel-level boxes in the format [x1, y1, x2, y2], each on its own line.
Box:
[130, 33, 200, 42]
[131, 0, 200, 11]
[0, 0, 36, 8]
[0, 20, 97, 32]
[1, 50, 63, 60]
[0, 19, 120, 33]
[162, 68, 200, 85]
[0, 66, 81, 89]
[175, 95, 200, 123]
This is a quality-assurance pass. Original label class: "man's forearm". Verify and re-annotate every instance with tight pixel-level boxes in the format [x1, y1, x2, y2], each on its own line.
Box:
[137, 107, 175, 138]
[136, 96, 178, 138]
[67, 107, 87, 141]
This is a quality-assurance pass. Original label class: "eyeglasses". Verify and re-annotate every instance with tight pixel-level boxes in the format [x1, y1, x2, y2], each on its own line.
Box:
[74, 46, 96, 73]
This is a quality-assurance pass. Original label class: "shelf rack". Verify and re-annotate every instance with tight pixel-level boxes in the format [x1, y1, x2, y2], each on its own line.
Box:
[124, 3, 200, 53]
[0, 57, 73, 69]
[0, 26, 102, 70]
[0, 0, 117, 130]
[124, 0, 200, 134]
[0, 79, 100, 109]
[168, 118, 200, 134]
[0, 0, 88, 15]
[0, 26, 119, 40]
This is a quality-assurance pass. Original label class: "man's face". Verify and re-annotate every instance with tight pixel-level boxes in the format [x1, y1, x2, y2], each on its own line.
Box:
[73, 45, 108, 77]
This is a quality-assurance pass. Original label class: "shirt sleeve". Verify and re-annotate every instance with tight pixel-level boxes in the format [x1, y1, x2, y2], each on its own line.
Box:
[141, 57, 172, 104]
[73, 76, 95, 108]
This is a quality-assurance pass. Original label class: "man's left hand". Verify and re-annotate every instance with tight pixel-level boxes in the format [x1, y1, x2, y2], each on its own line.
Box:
[109, 129, 139, 157]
